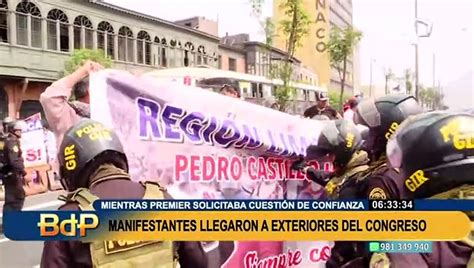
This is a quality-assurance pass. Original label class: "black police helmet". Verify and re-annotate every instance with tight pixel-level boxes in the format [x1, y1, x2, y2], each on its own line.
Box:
[387, 111, 474, 198]
[354, 94, 422, 155]
[3, 117, 14, 130]
[58, 119, 128, 191]
[306, 119, 363, 169]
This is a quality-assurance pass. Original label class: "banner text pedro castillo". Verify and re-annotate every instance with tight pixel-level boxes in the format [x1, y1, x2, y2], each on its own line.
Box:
[38, 213, 99, 237]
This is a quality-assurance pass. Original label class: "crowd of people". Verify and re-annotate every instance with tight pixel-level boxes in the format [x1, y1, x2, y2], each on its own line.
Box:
[0, 60, 473, 267]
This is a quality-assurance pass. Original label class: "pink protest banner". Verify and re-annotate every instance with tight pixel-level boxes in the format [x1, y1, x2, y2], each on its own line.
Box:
[21, 113, 47, 167]
[90, 70, 333, 268]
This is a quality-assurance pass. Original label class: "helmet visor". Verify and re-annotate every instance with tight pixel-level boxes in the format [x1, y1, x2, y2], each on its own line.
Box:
[321, 121, 341, 147]
[386, 134, 403, 168]
[355, 100, 381, 128]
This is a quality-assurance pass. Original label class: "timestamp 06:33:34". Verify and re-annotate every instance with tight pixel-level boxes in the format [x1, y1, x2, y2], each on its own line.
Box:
[369, 200, 415, 210]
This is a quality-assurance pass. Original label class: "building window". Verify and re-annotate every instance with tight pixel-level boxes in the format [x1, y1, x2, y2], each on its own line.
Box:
[137, 30, 151, 65]
[229, 58, 236, 71]
[118, 26, 133, 62]
[218, 55, 222, 69]
[19, 100, 44, 119]
[0, 0, 8, 43]
[15, 1, 42, 48]
[197, 45, 206, 65]
[46, 9, 69, 52]
[161, 38, 168, 67]
[73, 15, 93, 49]
[183, 41, 194, 67]
[251, 82, 258, 98]
[97, 21, 114, 59]
[153, 36, 161, 66]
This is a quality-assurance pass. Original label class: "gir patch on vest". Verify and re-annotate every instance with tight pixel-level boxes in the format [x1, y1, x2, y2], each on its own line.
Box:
[104, 240, 161, 255]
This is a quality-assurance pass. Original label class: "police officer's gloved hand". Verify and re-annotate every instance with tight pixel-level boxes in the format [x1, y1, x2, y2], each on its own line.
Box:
[304, 167, 332, 187]
[290, 156, 307, 171]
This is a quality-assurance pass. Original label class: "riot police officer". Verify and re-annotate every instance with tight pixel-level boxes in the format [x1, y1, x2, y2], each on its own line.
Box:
[2, 120, 26, 211]
[0, 117, 15, 174]
[292, 119, 370, 199]
[1, 117, 14, 136]
[353, 94, 423, 199]
[370, 111, 474, 267]
[291, 120, 373, 267]
[41, 119, 232, 268]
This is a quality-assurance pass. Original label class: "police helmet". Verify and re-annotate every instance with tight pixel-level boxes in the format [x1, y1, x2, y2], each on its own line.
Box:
[3, 117, 14, 129]
[386, 111, 474, 198]
[354, 94, 422, 154]
[311, 114, 330, 121]
[10, 120, 24, 132]
[306, 119, 363, 168]
[58, 119, 128, 191]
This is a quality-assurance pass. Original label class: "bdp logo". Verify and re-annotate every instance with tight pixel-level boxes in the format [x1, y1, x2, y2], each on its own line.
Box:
[38, 213, 99, 237]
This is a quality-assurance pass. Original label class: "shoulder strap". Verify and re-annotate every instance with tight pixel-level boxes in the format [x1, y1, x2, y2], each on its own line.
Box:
[59, 188, 99, 211]
[141, 181, 166, 200]
[345, 165, 369, 180]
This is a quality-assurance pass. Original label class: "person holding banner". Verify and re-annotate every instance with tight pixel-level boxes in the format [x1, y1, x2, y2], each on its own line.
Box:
[370, 111, 474, 267]
[40, 60, 103, 180]
[2, 121, 26, 211]
[41, 119, 217, 268]
[40, 60, 103, 151]
[219, 84, 240, 99]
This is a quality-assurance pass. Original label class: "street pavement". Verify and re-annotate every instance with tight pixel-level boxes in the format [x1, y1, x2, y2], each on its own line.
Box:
[0, 191, 65, 268]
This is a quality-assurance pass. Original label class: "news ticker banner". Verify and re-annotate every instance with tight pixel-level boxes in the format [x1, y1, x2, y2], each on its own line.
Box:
[3, 200, 473, 241]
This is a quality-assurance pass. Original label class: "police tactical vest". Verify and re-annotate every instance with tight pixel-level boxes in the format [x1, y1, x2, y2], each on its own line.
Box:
[369, 184, 474, 268]
[65, 181, 177, 268]
[431, 185, 474, 267]
[325, 151, 370, 199]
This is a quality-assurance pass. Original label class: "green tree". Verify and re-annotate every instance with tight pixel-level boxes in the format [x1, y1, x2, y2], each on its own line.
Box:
[327, 26, 362, 109]
[419, 86, 442, 109]
[384, 68, 394, 95]
[404, 69, 413, 95]
[251, 0, 311, 112]
[64, 49, 112, 75]
[329, 90, 351, 112]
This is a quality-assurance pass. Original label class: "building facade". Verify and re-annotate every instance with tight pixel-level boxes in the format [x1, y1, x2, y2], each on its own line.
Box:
[273, 0, 357, 93]
[0, 0, 220, 119]
[217, 43, 246, 73]
[174, 16, 218, 37]
[221, 33, 317, 85]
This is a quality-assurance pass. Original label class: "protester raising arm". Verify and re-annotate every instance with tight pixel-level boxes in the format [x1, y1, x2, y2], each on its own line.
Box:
[39, 60, 103, 149]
